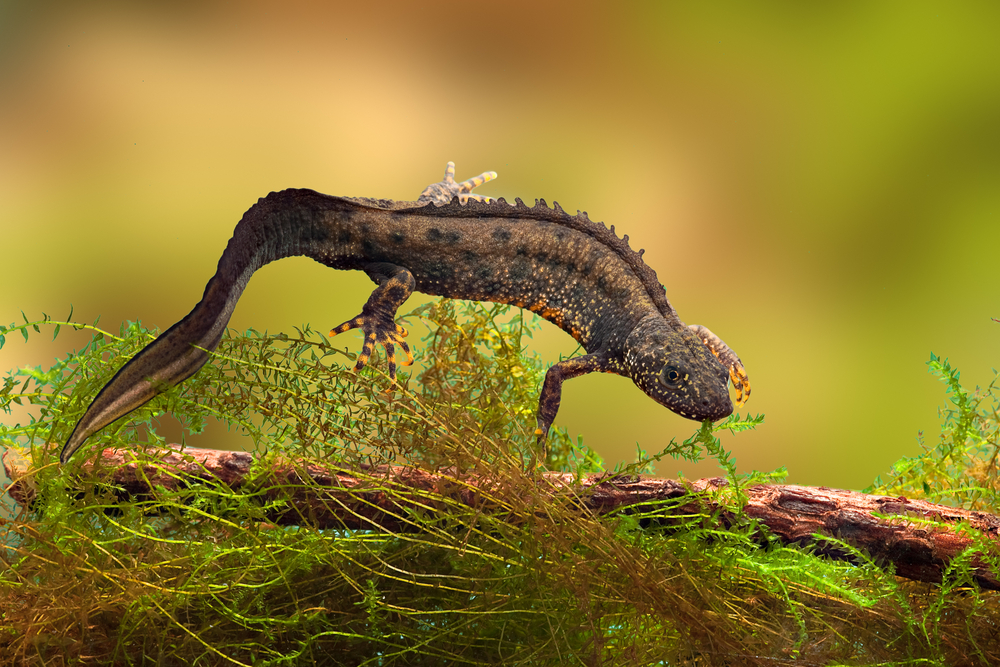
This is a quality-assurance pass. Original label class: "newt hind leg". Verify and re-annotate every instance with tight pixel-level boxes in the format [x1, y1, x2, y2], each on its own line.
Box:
[688, 325, 751, 406]
[418, 161, 497, 205]
[330, 262, 416, 380]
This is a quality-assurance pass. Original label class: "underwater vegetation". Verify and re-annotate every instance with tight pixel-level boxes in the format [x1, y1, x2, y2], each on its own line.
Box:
[1, 301, 999, 665]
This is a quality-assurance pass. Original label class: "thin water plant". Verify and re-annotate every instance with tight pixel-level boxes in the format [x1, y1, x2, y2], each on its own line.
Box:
[867, 353, 1000, 511]
[0, 302, 999, 665]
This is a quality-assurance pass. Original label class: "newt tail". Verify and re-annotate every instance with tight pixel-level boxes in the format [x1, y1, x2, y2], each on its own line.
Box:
[60, 162, 749, 463]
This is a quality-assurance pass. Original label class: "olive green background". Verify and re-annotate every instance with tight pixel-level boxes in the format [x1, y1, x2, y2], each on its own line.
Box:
[2, 2, 998, 489]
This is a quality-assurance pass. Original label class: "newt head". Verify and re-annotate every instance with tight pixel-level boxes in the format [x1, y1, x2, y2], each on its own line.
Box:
[623, 315, 733, 422]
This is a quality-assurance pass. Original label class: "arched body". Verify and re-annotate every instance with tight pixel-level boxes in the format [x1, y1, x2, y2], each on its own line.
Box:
[60, 164, 749, 463]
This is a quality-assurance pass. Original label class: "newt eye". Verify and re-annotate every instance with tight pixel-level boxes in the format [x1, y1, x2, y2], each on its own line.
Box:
[659, 366, 683, 387]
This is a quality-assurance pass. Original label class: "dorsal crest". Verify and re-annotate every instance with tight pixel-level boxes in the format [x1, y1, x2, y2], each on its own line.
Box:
[412, 196, 678, 321]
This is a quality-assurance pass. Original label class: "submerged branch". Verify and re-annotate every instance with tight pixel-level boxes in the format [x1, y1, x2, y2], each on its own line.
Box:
[6, 445, 1000, 591]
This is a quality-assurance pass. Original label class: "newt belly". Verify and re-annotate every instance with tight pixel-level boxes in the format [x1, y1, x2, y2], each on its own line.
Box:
[60, 162, 750, 463]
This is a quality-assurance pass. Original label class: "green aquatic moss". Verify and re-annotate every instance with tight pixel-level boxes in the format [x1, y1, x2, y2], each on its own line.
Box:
[1, 302, 998, 665]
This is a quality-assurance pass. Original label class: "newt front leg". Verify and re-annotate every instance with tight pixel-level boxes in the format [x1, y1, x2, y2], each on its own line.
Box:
[535, 353, 607, 444]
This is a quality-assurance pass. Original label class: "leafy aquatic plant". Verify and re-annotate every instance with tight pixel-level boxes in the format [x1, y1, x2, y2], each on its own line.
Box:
[1, 303, 998, 665]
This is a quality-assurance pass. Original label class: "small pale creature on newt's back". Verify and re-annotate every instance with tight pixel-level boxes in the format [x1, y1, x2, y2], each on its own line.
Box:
[60, 162, 750, 463]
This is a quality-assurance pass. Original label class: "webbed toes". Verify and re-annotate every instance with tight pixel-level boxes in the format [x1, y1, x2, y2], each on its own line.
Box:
[399, 339, 414, 366]
[330, 315, 365, 337]
[419, 161, 497, 205]
[688, 324, 751, 407]
[355, 331, 378, 371]
[455, 171, 497, 200]
[730, 364, 751, 406]
[330, 314, 412, 381]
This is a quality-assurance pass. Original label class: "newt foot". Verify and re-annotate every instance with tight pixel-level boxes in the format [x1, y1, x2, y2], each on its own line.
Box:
[419, 161, 497, 205]
[330, 315, 414, 380]
[688, 324, 751, 407]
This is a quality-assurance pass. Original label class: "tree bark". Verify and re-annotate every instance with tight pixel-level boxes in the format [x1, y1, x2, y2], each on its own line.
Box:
[5, 445, 999, 591]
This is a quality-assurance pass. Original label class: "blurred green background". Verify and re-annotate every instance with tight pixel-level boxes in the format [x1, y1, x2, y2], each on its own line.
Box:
[2, 2, 998, 490]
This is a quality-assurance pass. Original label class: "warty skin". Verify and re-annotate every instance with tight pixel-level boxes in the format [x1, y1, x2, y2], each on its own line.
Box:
[60, 163, 749, 463]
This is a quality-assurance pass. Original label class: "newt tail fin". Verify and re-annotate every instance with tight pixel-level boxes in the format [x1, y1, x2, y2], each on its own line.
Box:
[59, 288, 232, 463]
[59, 203, 279, 463]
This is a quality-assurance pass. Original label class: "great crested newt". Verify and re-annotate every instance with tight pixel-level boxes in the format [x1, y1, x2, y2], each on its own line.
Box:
[60, 162, 750, 463]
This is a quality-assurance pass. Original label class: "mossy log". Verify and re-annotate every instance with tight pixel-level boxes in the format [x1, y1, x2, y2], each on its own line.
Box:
[5, 445, 999, 591]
